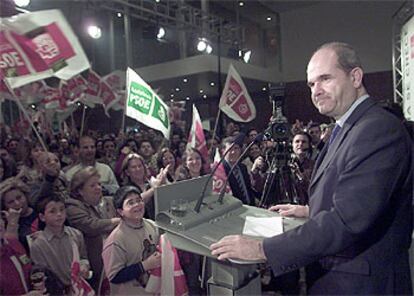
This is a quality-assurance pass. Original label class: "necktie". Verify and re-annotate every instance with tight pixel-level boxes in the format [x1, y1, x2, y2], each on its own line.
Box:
[233, 166, 250, 204]
[329, 124, 342, 145]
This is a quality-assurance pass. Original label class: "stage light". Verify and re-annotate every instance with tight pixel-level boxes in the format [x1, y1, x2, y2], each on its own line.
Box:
[14, 0, 30, 7]
[210, 82, 215, 86]
[170, 94, 174, 98]
[186, 97, 190, 100]
[206, 44, 213, 54]
[87, 25, 102, 39]
[199, 89, 204, 94]
[157, 27, 165, 39]
[197, 40, 207, 52]
[262, 86, 267, 91]
[203, 94, 207, 99]
[243, 50, 251, 63]
[183, 78, 188, 83]
[175, 87, 180, 92]
[117, 12, 122, 18]
[266, 16, 272, 21]
[238, 1, 244, 7]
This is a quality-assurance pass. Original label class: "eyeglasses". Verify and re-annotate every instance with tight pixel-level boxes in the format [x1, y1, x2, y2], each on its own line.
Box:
[123, 197, 144, 207]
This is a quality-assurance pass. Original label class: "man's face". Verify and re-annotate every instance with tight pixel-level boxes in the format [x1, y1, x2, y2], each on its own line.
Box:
[79, 137, 96, 163]
[307, 48, 360, 120]
[292, 134, 310, 157]
[139, 142, 154, 158]
[223, 143, 241, 165]
[7, 140, 18, 155]
[248, 130, 258, 143]
[308, 126, 321, 145]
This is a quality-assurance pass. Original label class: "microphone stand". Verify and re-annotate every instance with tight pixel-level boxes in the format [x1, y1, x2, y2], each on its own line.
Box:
[217, 135, 263, 204]
[194, 142, 235, 213]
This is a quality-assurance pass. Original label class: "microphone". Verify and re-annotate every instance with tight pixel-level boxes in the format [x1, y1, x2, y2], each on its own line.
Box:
[193, 142, 236, 213]
[217, 133, 264, 204]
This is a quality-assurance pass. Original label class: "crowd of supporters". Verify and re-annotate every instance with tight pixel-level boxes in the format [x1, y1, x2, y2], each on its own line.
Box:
[0, 119, 340, 295]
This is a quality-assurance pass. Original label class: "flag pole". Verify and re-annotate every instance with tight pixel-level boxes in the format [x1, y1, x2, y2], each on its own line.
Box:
[79, 104, 87, 137]
[5, 82, 48, 151]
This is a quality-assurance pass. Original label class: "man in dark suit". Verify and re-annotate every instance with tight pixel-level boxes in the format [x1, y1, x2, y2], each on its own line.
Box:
[221, 135, 257, 206]
[210, 42, 413, 295]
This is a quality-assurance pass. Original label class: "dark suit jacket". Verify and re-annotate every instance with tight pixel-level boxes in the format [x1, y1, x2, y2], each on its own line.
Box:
[263, 98, 413, 295]
[223, 161, 256, 206]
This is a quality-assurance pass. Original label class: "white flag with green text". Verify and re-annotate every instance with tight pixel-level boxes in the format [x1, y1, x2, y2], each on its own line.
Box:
[126, 68, 170, 138]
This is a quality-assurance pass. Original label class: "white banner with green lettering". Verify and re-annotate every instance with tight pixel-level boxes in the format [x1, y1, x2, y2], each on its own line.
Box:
[126, 67, 170, 138]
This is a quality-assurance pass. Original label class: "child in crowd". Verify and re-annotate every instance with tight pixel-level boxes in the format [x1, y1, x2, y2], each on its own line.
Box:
[102, 186, 160, 295]
[30, 194, 90, 292]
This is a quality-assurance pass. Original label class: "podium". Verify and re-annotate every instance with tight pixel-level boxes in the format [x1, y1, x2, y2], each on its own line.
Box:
[154, 176, 306, 295]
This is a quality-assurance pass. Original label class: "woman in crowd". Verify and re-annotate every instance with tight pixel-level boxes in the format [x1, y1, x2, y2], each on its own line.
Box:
[175, 148, 207, 181]
[174, 148, 207, 295]
[156, 148, 177, 183]
[19, 142, 45, 188]
[0, 208, 35, 295]
[121, 153, 168, 220]
[0, 177, 39, 253]
[66, 166, 120, 292]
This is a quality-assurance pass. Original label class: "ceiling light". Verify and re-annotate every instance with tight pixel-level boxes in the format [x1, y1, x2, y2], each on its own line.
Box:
[262, 87, 267, 91]
[87, 25, 102, 39]
[203, 94, 207, 99]
[206, 44, 213, 54]
[170, 99, 174, 102]
[155, 0, 160, 2]
[186, 97, 190, 101]
[183, 78, 188, 83]
[239, 1, 244, 7]
[31, 104, 36, 109]
[157, 27, 165, 39]
[14, 0, 30, 7]
[175, 87, 180, 92]
[170, 94, 174, 98]
[266, 16, 272, 21]
[197, 40, 207, 52]
[199, 89, 204, 94]
[210, 82, 215, 86]
[117, 12, 122, 18]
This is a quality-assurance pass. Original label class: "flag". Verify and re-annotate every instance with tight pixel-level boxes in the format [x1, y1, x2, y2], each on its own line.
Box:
[187, 104, 210, 172]
[100, 80, 119, 116]
[211, 148, 232, 194]
[219, 64, 256, 122]
[0, 9, 90, 89]
[84, 70, 102, 105]
[126, 67, 170, 138]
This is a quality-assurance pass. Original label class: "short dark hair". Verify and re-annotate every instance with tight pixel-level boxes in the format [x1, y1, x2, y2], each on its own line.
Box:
[292, 131, 312, 146]
[113, 186, 142, 210]
[316, 42, 362, 73]
[36, 194, 65, 214]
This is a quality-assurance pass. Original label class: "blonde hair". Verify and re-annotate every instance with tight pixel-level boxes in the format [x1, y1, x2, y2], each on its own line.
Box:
[70, 166, 100, 200]
[0, 177, 30, 209]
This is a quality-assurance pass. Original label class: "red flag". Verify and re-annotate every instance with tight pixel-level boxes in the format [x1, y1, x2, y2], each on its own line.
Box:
[84, 70, 102, 104]
[211, 148, 232, 194]
[1, 10, 90, 89]
[187, 105, 209, 172]
[59, 75, 87, 105]
[100, 80, 119, 116]
[219, 64, 256, 122]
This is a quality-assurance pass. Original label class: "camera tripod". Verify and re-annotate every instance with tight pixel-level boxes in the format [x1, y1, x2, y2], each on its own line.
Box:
[259, 141, 301, 208]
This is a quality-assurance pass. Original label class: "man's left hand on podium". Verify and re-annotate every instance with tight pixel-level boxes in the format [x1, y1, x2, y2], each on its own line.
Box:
[210, 235, 266, 261]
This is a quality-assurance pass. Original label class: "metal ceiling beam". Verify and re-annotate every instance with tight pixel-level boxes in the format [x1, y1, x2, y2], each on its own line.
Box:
[86, 0, 245, 44]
